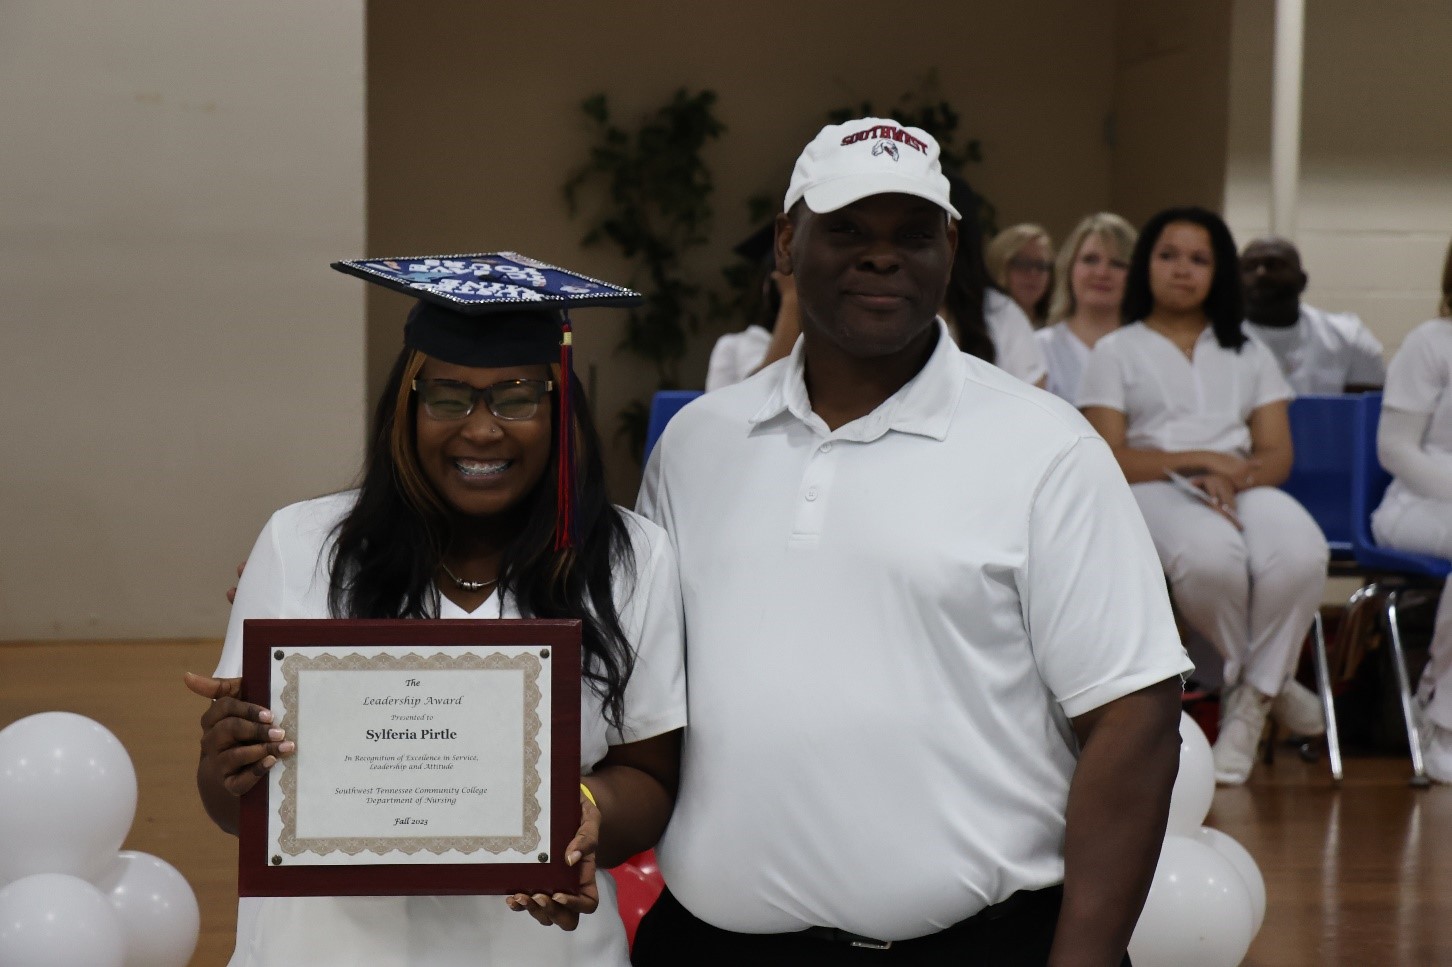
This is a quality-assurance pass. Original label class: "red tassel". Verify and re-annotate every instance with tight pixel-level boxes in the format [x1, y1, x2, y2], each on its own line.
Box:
[555, 316, 576, 551]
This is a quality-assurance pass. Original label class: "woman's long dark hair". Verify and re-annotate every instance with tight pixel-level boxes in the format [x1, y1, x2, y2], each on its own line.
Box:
[941, 173, 998, 364]
[327, 348, 637, 728]
[1122, 206, 1246, 351]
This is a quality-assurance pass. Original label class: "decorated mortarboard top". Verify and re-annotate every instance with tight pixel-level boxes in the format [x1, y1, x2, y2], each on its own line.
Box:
[330, 251, 642, 313]
[332, 252, 644, 369]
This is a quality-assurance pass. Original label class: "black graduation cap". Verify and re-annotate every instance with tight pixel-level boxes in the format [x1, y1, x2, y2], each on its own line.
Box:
[732, 223, 776, 264]
[331, 252, 643, 549]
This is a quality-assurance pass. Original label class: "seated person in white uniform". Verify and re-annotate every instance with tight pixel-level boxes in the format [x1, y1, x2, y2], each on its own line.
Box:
[941, 172, 1049, 387]
[1371, 242, 1452, 783]
[1241, 235, 1385, 394]
[184, 256, 686, 967]
[705, 224, 801, 391]
[632, 117, 1191, 967]
[1037, 212, 1137, 403]
[986, 222, 1054, 327]
[1079, 206, 1330, 786]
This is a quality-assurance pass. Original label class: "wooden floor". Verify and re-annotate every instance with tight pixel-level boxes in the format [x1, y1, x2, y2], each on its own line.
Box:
[2, 641, 1449, 966]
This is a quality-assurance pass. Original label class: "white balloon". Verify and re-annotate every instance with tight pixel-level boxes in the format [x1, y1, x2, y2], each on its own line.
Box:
[1130, 835, 1255, 967]
[91, 851, 201, 967]
[1167, 712, 1216, 835]
[0, 873, 126, 967]
[1193, 826, 1267, 936]
[0, 712, 137, 886]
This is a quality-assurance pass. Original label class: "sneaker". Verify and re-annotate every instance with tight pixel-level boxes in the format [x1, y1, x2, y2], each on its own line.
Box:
[1423, 724, 1452, 785]
[1213, 684, 1273, 785]
[1271, 680, 1326, 737]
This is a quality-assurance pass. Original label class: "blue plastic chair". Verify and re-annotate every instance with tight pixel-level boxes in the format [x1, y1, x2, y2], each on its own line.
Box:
[1281, 394, 1361, 560]
[1272, 394, 1369, 780]
[643, 390, 703, 463]
[1348, 392, 1452, 785]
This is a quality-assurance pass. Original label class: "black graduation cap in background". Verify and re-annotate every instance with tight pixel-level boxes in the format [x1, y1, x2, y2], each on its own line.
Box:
[331, 252, 643, 549]
[732, 223, 776, 264]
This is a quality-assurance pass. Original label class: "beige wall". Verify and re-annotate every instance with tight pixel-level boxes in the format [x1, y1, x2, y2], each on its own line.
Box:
[1224, 0, 1452, 353]
[366, 0, 1122, 499]
[0, 0, 366, 639]
[1109, 0, 1234, 224]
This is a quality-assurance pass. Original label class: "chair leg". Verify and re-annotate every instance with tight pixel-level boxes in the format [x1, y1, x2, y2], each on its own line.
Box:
[1384, 590, 1431, 788]
[1311, 611, 1343, 783]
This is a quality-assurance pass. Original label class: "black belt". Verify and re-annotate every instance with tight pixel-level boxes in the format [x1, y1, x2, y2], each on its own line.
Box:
[799, 884, 1060, 951]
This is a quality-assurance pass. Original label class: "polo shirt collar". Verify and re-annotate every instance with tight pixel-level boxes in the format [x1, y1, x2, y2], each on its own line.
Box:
[749, 318, 962, 442]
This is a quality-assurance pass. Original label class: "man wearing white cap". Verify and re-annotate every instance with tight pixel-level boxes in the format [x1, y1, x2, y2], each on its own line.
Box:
[633, 119, 1192, 965]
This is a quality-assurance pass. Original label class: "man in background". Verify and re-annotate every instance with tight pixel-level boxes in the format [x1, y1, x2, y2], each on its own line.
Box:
[1241, 235, 1385, 394]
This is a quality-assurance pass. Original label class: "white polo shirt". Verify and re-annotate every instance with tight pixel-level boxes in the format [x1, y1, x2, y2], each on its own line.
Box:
[985, 288, 1048, 385]
[637, 322, 1190, 942]
[1375, 318, 1452, 517]
[214, 492, 687, 967]
[1245, 303, 1385, 394]
[705, 325, 773, 392]
[1036, 321, 1092, 403]
[1077, 322, 1292, 455]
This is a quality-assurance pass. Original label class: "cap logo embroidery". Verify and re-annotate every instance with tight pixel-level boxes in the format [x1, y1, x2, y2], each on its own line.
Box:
[871, 140, 900, 161]
[839, 124, 928, 155]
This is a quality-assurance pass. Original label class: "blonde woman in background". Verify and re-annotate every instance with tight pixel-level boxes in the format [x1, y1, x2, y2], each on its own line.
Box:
[986, 223, 1054, 327]
[1371, 237, 1452, 783]
[1036, 213, 1137, 403]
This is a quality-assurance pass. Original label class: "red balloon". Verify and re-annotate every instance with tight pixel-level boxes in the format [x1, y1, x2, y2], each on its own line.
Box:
[610, 851, 664, 951]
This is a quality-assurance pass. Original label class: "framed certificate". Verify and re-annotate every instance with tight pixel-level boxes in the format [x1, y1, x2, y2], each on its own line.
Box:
[238, 619, 581, 897]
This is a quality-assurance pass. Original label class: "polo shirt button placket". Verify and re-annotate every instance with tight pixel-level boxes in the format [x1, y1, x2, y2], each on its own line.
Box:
[788, 437, 839, 542]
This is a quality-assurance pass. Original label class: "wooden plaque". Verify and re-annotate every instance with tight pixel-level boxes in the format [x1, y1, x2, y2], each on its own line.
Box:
[238, 618, 581, 897]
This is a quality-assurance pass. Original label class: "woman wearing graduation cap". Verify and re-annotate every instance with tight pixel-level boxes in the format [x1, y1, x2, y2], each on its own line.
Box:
[185, 254, 686, 966]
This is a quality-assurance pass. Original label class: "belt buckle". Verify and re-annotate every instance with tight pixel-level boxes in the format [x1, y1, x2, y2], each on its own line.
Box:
[849, 937, 893, 950]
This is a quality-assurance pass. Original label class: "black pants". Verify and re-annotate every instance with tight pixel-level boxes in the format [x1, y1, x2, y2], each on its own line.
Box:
[631, 884, 1132, 967]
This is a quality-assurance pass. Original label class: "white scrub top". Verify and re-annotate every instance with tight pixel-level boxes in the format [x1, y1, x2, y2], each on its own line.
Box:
[1245, 303, 1385, 395]
[1374, 318, 1452, 519]
[1077, 322, 1291, 455]
[1036, 321, 1092, 403]
[984, 288, 1048, 385]
[704, 325, 772, 391]
[215, 492, 687, 967]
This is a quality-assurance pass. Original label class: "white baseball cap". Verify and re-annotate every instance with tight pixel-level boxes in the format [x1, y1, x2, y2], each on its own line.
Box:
[783, 117, 961, 220]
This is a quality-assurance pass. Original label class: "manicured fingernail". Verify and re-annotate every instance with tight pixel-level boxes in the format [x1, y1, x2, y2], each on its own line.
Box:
[268, 728, 285, 741]
[533, 894, 549, 905]
[553, 893, 568, 904]
[566, 850, 582, 866]
[258, 709, 272, 723]
[279, 741, 296, 755]
[262, 756, 277, 769]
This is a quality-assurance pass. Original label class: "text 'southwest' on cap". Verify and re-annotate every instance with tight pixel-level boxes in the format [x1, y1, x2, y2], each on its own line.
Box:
[783, 117, 961, 220]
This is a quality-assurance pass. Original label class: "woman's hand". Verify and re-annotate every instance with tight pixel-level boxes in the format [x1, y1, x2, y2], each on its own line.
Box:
[1199, 452, 1260, 489]
[1192, 473, 1243, 530]
[185, 672, 294, 798]
[225, 560, 247, 605]
[506, 786, 601, 930]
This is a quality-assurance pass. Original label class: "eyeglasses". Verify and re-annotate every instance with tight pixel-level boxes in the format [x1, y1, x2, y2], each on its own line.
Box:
[411, 378, 553, 422]
[1007, 256, 1053, 274]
